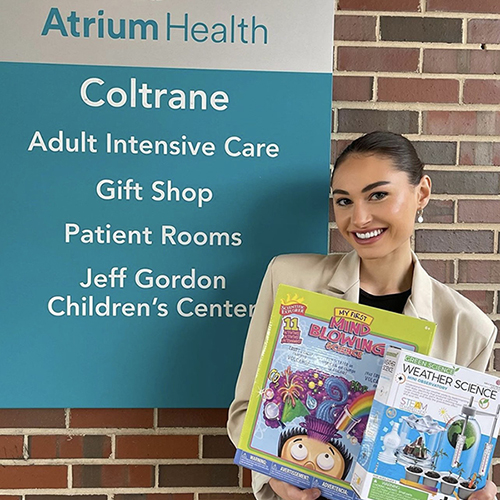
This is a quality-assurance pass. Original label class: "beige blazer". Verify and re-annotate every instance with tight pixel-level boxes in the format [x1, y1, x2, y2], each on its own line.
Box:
[227, 251, 496, 500]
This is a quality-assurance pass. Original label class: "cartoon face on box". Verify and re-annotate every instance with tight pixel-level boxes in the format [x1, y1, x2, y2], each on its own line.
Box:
[278, 415, 353, 480]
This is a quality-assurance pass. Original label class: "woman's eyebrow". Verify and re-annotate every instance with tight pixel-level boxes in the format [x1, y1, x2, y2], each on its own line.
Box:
[331, 188, 349, 196]
[332, 180, 390, 196]
[361, 181, 390, 193]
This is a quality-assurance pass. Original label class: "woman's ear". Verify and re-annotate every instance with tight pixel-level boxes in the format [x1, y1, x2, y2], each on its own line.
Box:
[417, 174, 432, 210]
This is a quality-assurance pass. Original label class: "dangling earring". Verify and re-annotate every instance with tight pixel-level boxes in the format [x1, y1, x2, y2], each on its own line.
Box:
[416, 209, 424, 223]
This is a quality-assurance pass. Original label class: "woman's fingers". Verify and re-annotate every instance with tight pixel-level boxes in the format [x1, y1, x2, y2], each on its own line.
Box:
[269, 478, 322, 500]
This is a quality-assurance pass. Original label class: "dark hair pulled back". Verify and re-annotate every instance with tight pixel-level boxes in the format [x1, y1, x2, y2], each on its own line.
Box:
[333, 131, 424, 186]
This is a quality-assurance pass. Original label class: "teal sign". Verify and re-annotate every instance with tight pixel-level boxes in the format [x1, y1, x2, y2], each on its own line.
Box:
[0, 1, 334, 407]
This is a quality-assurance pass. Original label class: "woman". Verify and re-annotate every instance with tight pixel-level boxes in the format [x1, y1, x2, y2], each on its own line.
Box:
[227, 132, 497, 500]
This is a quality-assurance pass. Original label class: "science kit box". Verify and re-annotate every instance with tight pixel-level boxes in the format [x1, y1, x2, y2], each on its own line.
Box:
[351, 347, 500, 500]
[234, 284, 435, 500]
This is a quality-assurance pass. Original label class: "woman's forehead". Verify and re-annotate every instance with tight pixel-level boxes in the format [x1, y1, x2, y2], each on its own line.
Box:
[332, 154, 406, 189]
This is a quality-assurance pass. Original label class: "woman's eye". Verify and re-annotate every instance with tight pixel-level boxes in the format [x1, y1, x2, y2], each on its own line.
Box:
[290, 443, 308, 461]
[370, 191, 388, 201]
[335, 198, 352, 207]
[317, 452, 335, 471]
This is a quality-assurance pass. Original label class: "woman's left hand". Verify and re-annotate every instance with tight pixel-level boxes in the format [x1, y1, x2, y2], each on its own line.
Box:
[469, 479, 498, 500]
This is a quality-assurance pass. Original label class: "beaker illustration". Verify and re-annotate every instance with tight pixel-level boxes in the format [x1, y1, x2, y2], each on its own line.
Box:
[395, 414, 444, 468]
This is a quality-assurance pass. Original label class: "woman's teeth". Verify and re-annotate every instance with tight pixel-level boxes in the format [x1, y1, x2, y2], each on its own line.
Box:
[356, 229, 383, 240]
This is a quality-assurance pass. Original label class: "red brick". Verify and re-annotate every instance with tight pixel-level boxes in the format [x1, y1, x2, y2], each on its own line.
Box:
[333, 76, 373, 101]
[468, 20, 500, 44]
[0, 466, 67, 488]
[73, 465, 153, 488]
[27, 497, 106, 500]
[29, 435, 111, 459]
[115, 495, 193, 500]
[430, 171, 499, 195]
[337, 47, 419, 72]
[31, 435, 83, 459]
[338, 109, 418, 134]
[460, 142, 500, 166]
[423, 111, 475, 135]
[496, 320, 500, 342]
[458, 200, 500, 223]
[413, 141, 457, 165]
[464, 80, 500, 104]
[458, 260, 500, 284]
[334, 16, 376, 41]
[423, 111, 500, 136]
[458, 290, 495, 313]
[424, 200, 454, 224]
[428, 0, 500, 14]
[242, 467, 252, 488]
[378, 78, 459, 103]
[158, 408, 227, 428]
[424, 49, 500, 75]
[199, 496, 255, 500]
[415, 230, 494, 253]
[116, 435, 198, 459]
[0, 410, 65, 428]
[338, 0, 420, 10]
[381, 17, 461, 43]
[0, 497, 22, 500]
[70, 409, 153, 429]
[159, 464, 238, 487]
[419, 260, 454, 283]
[203, 434, 235, 458]
[0, 436, 23, 459]
[329, 229, 352, 253]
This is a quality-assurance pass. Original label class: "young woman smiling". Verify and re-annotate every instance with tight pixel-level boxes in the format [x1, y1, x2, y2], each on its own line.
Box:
[228, 131, 497, 500]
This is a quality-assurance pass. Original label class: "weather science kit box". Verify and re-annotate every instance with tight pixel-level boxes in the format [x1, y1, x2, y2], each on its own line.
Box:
[351, 347, 500, 500]
[234, 284, 435, 500]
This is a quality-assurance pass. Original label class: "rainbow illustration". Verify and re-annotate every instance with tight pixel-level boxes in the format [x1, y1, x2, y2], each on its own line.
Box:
[335, 390, 375, 432]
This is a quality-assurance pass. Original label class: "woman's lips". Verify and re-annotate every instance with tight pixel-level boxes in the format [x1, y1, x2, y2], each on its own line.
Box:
[352, 228, 386, 244]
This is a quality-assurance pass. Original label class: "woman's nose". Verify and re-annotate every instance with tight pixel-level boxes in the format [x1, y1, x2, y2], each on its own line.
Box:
[351, 203, 372, 227]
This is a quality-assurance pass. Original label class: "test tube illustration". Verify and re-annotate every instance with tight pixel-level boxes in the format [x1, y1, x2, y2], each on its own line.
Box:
[451, 396, 474, 467]
[334, 406, 360, 435]
[479, 404, 500, 476]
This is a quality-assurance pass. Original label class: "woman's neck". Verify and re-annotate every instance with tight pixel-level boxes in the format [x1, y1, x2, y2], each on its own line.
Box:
[359, 250, 414, 296]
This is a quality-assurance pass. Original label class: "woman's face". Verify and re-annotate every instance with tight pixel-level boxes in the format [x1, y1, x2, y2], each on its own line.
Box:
[331, 154, 430, 262]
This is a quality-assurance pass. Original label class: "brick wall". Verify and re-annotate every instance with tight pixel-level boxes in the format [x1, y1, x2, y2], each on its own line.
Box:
[4, 1, 500, 498]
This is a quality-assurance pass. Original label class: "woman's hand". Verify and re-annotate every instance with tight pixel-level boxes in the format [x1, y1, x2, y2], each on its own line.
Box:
[269, 478, 322, 500]
[469, 479, 498, 500]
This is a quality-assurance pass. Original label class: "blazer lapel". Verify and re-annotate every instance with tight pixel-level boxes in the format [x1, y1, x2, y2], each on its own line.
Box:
[324, 250, 360, 303]
[404, 252, 434, 322]
[322, 250, 434, 323]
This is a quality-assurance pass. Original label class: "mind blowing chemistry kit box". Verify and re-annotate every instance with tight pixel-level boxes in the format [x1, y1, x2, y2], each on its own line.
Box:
[352, 347, 500, 500]
[234, 285, 435, 500]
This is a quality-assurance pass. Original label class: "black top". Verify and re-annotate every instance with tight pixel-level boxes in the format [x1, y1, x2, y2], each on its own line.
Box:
[359, 288, 411, 314]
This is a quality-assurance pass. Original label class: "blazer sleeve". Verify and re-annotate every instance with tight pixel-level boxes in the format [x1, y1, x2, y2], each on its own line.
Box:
[227, 258, 281, 500]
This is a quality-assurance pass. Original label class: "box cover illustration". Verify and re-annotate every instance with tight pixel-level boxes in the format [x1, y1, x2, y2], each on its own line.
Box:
[352, 347, 500, 500]
[234, 284, 436, 500]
